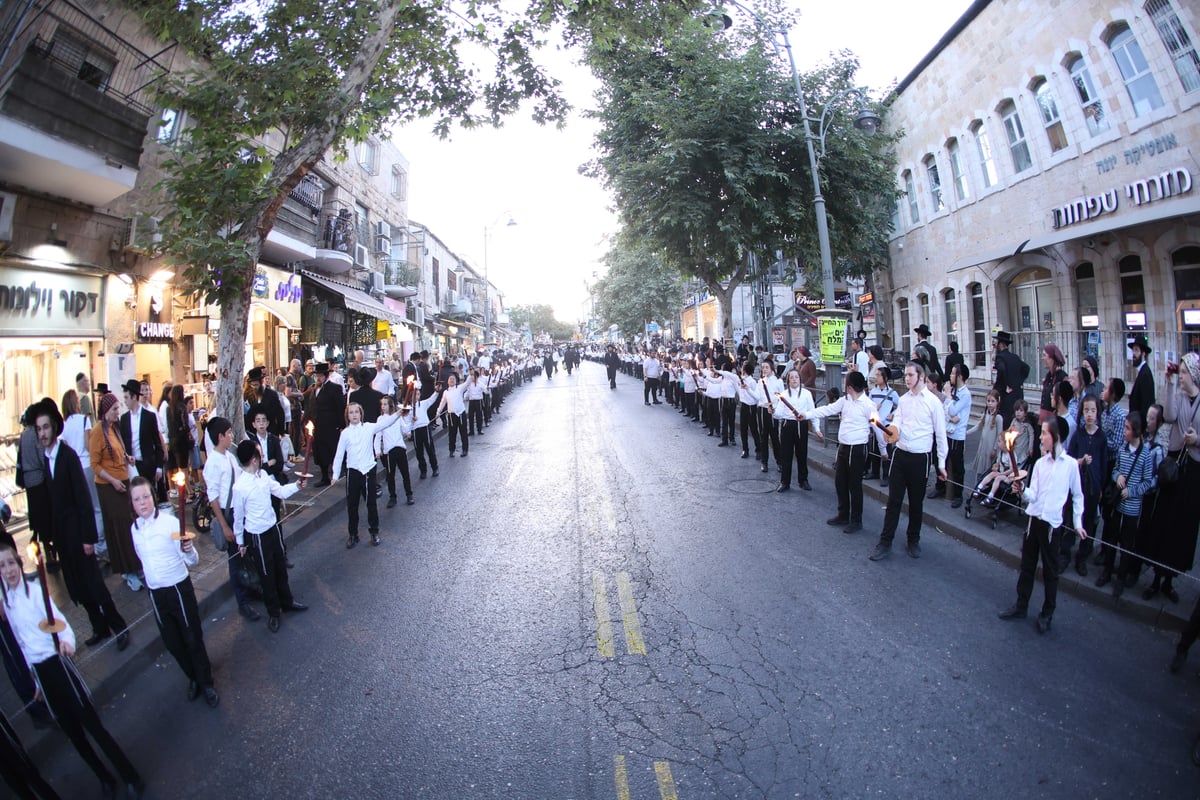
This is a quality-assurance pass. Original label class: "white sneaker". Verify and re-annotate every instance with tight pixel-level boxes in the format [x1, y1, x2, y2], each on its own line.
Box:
[124, 573, 143, 592]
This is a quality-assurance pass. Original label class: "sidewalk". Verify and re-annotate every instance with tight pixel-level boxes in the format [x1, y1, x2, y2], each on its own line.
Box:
[804, 439, 1198, 633]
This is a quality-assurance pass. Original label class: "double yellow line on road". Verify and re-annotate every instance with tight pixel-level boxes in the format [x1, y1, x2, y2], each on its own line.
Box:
[614, 755, 679, 800]
[593, 571, 646, 657]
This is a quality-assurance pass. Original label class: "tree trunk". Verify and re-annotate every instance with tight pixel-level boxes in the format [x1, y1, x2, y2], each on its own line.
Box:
[214, 241, 260, 441]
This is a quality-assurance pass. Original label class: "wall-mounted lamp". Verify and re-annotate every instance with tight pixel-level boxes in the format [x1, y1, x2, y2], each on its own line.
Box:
[150, 269, 175, 282]
[46, 223, 68, 248]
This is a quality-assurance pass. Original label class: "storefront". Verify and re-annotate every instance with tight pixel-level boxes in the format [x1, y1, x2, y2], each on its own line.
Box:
[300, 270, 404, 366]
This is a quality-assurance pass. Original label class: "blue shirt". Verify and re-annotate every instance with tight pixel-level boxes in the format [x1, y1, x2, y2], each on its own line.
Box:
[945, 387, 971, 441]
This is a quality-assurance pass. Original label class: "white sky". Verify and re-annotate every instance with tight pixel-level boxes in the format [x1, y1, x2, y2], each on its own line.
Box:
[390, 0, 975, 325]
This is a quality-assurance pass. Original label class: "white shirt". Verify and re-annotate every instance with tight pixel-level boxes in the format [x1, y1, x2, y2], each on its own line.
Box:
[203, 447, 240, 511]
[231, 469, 300, 544]
[463, 380, 485, 401]
[131, 510, 198, 589]
[1021, 450, 1084, 531]
[333, 414, 400, 474]
[438, 385, 467, 415]
[43, 439, 62, 480]
[372, 368, 396, 396]
[757, 375, 784, 409]
[893, 385, 949, 469]
[3, 578, 75, 668]
[408, 392, 440, 430]
[478, 355, 492, 370]
[805, 392, 876, 444]
[643, 358, 662, 379]
[62, 414, 92, 469]
[377, 413, 412, 451]
[772, 386, 815, 420]
[727, 372, 762, 405]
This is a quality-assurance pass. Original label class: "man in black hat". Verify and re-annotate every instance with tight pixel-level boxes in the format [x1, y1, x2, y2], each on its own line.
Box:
[349, 367, 383, 423]
[310, 364, 345, 486]
[913, 324, 940, 380]
[120, 379, 166, 502]
[993, 330, 1029, 428]
[604, 345, 620, 389]
[245, 366, 286, 437]
[1128, 334, 1155, 421]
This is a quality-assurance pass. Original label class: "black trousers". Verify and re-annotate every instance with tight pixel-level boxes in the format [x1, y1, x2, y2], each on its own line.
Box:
[1100, 508, 1138, 575]
[0, 616, 48, 723]
[412, 426, 438, 475]
[72, 557, 127, 640]
[247, 525, 294, 617]
[468, 399, 484, 434]
[607, 366, 617, 387]
[0, 712, 59, 799]
[33, 655, 139, 787]
[483, 394, 493, 423]
[739, 402, 760, 454]
[777, 419, 809, 487]
[835, 443, 868, 523]
[720, 398, 736, 443]
[705, 396, 720, 434]
[947, 439, 966, 500]
[1073, 490, 1100, 564]
[345, 467, 379, 538]
[148, 577, 213, 688]
[759, 407, 780, 466]
[447, 411, 468, 454]
[644, 377, 659, 403]
[1177, 593, 1200, 656]
[684, 391, 698, 419]
[879, 449, 931, 546]
[1014, 517, 1061, 617]
[384, 446, 413, 499]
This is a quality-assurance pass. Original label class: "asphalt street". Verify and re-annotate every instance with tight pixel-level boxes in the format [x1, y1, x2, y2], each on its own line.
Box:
[27, 362, 1200, 800]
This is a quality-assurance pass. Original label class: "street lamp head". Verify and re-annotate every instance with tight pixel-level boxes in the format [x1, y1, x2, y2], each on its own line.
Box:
[853, 106, 881, 135]
[504, 215, 517, 227]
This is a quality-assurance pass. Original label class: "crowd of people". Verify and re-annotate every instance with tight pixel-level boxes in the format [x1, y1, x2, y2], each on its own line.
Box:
[0, 345, 555, 799]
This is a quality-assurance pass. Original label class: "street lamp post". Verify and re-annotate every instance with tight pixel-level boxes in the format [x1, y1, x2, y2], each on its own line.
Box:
[720, 2, 880, 391]
[483, 213, 517, 349]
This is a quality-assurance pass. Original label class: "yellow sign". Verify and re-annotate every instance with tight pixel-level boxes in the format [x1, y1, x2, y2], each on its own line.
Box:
[376, 320, 391, 339]
[818, 315, 848, 364]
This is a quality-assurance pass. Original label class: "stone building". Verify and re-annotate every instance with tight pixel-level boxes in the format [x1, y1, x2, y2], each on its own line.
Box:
[879, 0, 1199, 396]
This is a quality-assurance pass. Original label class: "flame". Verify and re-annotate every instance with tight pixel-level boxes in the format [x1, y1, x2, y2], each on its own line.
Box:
[406, 376, 415, 385]
[26, 541, 38, 563]
[1004, 429, 1018, 448]
[173, 470, 187, 488]
[870, 411, 880, 424]
[305, 420, 315, 435]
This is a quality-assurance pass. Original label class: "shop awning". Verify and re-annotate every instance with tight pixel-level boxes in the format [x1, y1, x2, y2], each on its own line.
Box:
[301, 270, 404, 324]
[426, 319, 449, 334]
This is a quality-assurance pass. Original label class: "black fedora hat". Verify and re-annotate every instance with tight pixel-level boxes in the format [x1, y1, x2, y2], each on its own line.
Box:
[993, 330, 1013, 345]
[1130, 333, 1152, 354]
[914, 324, 932, 337]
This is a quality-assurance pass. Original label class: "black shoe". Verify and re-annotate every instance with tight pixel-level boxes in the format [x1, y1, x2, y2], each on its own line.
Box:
[653, 401, 662, 404]
[826, 516, 850, 526]
[238, 604, 261, 622]
[799, 480, 811, 491]
[406, 495, 415, 506]
[449, 452, 456, 457]
[843, 523, 863, 534]
[775, 484, 789, 493]
[283, 602, 308, 612]
[1074, 559, 1087, 577]
[760, 464, 768, 473]
[316, 480, 332, 488]
[187, 680, 200, 702]
[740, 451, 749, 458]
[204, 687, 220, 708]
[926, 489, 942, 500]
[419, 472, 427, 479]
[432, 469, 439, 477]
[906, 542, 922, 559]
[950, 498, 963, 509]
[116, 631, 130, 651]
[346, 535, 358, 550]
[1170, 652, 1187, 674]
[1036, 614, 1052, 634]
[1095, 571, 1112, 588]
[371, 534, 381, 546]
[644, 402, 651, 406]
[267, 616, 281, 633]
[880, 477, 889, 488]
[869, 544, 891, 561]
[1164, 584, 1180, 604]
[84, 632, 110, 647]
[386, 496, 397, 508]
[1143, 583, 1161, 601]
[717, 441, 728, 447]
[1092, 553, 1105, 566]
[998, 605, 1027, 620]
[461, 452, 468, 458]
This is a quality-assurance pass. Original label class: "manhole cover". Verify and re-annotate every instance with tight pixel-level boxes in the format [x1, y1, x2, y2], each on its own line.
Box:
[729, 479, 779, 494]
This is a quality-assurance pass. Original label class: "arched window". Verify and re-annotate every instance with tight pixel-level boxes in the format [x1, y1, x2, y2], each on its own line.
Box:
[946, 138, 969, 201]
[1068, 55, 1108, 135]
[1146, 0, 1200, 94]
[943, 288, 958, 345]
[1108, 24, 1165, 115]
[969, 282, 986, 366]
[897, 298, 911, 358]
[999, 100, 1033, 173]
[1033, 79, 1069, 152]
[903, 170, 919, 223]
[970, 120, 999, 188]
[924, 154, 944, 212]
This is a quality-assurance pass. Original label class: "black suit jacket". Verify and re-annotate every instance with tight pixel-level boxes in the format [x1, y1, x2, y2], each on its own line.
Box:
[120, 406, 163, 469]
[1130, 361, 1155, 421]
[45, 442, 99, 551]
[311, 380, 346, 464]
[248, 432, 288, 485]
[349, 386, 383, 423]
[417, 364, 435, 400]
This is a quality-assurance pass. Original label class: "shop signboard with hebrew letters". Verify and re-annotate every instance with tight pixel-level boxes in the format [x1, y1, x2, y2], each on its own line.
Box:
[0, 265, 105, 338]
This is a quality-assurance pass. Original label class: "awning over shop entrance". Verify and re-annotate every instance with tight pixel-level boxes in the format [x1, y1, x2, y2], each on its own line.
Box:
[301, 270, 404, 325]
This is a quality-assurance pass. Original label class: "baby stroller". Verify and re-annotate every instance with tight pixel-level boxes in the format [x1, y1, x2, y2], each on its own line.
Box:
[963, 454, 1032, 530]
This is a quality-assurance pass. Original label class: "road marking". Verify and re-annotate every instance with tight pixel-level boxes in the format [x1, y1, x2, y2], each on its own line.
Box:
[615, 572, 647, 656]
[614, 754, 631, 800]
[593, 572, 616, 657]
[654, 761, 678, 800]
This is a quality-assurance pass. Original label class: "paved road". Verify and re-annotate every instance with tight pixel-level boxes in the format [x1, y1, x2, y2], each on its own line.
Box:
[32, 362, 1200, 799]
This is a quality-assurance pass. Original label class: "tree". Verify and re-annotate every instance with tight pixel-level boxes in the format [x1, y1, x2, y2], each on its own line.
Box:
[593, 234, 683, 341]
[508, 303, 575, 342]
[584, 6, 898, 343]
[130, 0, 708, 436]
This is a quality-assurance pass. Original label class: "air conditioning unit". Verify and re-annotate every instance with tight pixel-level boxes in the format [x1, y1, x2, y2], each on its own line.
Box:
[369, 271, 384, 293]
[374, 235, 390, 254]
[444, 288, 458, 306]
[412, 306, 424, 326]
[124, 216, 162, 254]
[354, 243, 370, 268]
[375, 220, 391, 240]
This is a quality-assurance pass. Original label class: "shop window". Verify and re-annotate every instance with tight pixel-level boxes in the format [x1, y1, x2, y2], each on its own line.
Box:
[1146, 0, 1200, 94]
[1000, 101, 1033, 173]
[897, 298, 911, 358]
[943, 288, 958, 344]
[947, 138, 969, 201]
[970, 282, 986, 366]
[903, 170, 919, 223]
[1119, 254, 1146, 306]
[1172, 246, 1200, 299]
[1033, 80, 1069, 153]
[918, 293, 930, 332]
[1068, 55, 1108, 136]
[1108, 25, 1165, 116]
[924, 154, 944, 212]
[970, 120, 999, 188]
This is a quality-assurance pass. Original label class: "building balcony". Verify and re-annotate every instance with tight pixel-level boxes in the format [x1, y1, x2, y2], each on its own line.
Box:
[381, 258, 418, 298]
[0, 0, 170, 206]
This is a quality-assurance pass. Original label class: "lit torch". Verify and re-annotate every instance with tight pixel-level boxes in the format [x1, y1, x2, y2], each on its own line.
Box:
[171, 471, 194, 541]
[296, 421, 315, 479]
[1003, 428, 1019, 476]
[26, 542, 65, 640]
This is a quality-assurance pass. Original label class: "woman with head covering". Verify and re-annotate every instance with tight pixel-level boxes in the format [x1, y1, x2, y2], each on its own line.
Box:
[88, 393, 142, 592]
[1038, 344, 1067, 425]
[1148, 354, 1200, 606]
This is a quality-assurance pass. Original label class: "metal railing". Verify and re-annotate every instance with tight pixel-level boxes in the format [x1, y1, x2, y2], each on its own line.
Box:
[380, 259, 419, 287]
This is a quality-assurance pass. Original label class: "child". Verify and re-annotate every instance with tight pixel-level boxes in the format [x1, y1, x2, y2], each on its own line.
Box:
[378, 396, 415, 508]
[968, 392, 1013, 506]
[435, 373, 469, 457]
[801, 371, 875, 533]
[231, 440, 306, 632]
[128, 476, 218, 707]
[0, 541, 143, 796]
[868, 365, 899, 486]
[998, 417, 1087, 633]
[1096, 412, 1157, 597]
[409, 387, 441, 479]
[1066, 395, 1108, 576]
[331, 402, 401, 548]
